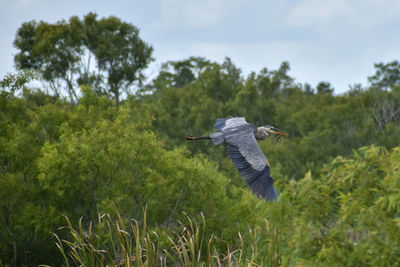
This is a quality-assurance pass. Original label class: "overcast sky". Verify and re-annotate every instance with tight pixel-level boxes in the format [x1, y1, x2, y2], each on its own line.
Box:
[1, 0, 400, 94]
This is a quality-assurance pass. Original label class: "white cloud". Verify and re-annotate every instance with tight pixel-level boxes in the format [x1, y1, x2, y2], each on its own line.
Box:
[288, 0, 353, 29]
[288, 0, 400, 33]
[0, 0, 48, 9]
[156, 0, 243, 29]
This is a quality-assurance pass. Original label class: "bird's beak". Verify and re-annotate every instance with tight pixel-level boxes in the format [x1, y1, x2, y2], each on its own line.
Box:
[270, 127, 288, 136]
[270, 127, 288, 144]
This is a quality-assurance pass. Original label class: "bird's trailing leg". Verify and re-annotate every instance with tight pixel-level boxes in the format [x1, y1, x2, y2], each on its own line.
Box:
[184, 135, 211, 141]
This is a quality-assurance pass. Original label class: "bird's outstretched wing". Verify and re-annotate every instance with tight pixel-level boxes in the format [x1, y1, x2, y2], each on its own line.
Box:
[227, 143, 278, 201]
[215, 117, 279, 202]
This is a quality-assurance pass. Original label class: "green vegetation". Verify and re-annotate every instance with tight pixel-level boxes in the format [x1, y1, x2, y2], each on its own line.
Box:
[1, 13, 400, 266]
[14, 13, 153, 106]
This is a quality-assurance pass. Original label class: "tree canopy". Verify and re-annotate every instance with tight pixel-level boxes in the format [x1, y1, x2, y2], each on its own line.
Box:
[14, 13, 153, 106]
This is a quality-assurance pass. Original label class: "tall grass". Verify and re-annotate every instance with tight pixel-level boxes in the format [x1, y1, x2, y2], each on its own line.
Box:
[49, 208, 284, 267]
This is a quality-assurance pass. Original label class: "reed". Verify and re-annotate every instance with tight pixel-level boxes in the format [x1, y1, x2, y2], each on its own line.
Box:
[53, 209, 283, 267]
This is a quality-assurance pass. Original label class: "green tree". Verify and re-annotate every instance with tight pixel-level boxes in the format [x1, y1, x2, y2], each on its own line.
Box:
[316, 81, 334, 94]
[275, 146, 400, 265]
[14, 13, 153, 106]
[368, 60, 400, 90]
[0, 87, 67, 265]
[0, 84, 273, 265]
[83, 13, 154, 107]
[152, 56, 212, 90]
[0, 70, 37, 94]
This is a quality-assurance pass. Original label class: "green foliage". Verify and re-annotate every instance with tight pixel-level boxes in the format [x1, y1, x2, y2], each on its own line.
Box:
[55, 206, 282, 266]
[14, 13, 153, 105]
[0, 70, 37, 94]
[287, 146, 400, 265]
[54, 209, 282, 267]
[84, 13, 154, 106]
[368, 60, 400, 90]
[0, 87, 68, 265]
[152, 57, 212, 90]
[0, 85, 271, 265]
[50, 146, 400, 266]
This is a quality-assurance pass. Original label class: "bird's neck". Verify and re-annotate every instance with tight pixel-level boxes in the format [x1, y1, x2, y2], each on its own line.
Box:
[255, 127, 268, 140]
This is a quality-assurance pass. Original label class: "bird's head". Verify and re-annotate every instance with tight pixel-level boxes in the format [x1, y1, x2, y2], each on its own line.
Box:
[263, 125, 288, 143]
[263, 125, 287, 135]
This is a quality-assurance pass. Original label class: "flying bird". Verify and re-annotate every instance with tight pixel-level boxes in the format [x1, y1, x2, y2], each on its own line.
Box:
[185, 117, 288, 202]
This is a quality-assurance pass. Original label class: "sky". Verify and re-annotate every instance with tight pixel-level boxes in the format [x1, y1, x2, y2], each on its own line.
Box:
[1, 0, 400, 94]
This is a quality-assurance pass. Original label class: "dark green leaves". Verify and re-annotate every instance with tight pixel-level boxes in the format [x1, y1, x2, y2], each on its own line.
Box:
[14, 13, 153, 106]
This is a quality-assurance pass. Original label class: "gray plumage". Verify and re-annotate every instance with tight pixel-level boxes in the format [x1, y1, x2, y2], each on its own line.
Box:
[210, 132, 225, 145]
[211, 117, 279, 202]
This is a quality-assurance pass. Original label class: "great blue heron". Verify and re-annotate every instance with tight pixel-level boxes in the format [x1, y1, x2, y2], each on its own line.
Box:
[185, 117, 288, 202]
